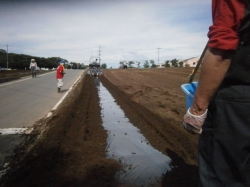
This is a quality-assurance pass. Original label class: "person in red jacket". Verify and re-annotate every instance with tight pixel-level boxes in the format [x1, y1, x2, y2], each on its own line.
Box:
[56, 60, 66, 92]
[183, 0, 250, 186]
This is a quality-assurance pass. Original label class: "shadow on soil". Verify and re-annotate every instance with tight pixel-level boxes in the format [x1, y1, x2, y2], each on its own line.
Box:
[161, 148, 199, 187]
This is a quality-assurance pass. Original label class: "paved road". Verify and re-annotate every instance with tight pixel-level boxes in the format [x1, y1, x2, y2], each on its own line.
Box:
[0, 69, 84, 129]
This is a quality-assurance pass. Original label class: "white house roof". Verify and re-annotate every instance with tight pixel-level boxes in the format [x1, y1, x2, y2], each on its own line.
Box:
[182, 57, 200, 67]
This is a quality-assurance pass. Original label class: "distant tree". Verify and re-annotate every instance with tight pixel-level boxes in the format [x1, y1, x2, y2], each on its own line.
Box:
[67, 62, 78, 69]
[164, 60, 170, 67]
[76, 63, 81, 69]
[0, 53, 65, 69]
[128, 61, 134, 68]
[171, 58, 179, 67]
[47, 57, 62, 69]
[136, 61, 140, 68]
[72, 62, 78, 69]
[65, 63, 70, 69]
[179, 61, 184, 67]
[79, 63, 86, 69]
[101, 63, 107, 69]
[143, 60, 150, 68]
[119, 61, 127, 69]
[150, 59, 157, 68]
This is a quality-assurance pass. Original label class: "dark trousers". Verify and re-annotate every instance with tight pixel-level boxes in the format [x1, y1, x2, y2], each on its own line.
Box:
[198, 85, 250, 187]
[31, 67, 36, 77]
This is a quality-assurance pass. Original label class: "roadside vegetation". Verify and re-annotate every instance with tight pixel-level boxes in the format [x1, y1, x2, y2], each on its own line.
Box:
[0, 52, 86, 70]
[0, 50, 187, 71]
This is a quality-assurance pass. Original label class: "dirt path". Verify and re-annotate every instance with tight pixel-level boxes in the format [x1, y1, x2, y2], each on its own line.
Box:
[0, 68, 201, 187]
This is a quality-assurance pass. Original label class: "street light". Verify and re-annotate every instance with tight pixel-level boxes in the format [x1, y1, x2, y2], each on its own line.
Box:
[6, 45, 8, 69]
[157, 47, 161, 65]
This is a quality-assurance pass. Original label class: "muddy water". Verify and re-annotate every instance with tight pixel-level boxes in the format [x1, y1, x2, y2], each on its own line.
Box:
[0, 135, 25, 177]
[95, 77, 172, 187]
[0, 128, 34, 178]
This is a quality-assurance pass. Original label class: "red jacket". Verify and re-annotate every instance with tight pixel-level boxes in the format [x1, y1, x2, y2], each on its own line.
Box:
[208, 0, 246, 50]
[56, 65, 65, 79]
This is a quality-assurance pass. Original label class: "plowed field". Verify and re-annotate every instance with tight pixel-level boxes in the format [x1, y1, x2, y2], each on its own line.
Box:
[0, 67, 200, 187]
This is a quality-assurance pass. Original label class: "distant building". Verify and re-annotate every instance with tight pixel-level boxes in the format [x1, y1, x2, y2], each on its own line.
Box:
[157, 63, 165, 68]
[183, 57, 200, 67]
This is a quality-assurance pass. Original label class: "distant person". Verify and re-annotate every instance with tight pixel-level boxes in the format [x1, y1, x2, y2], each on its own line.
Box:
[29, 59, 37, 78]
[56, 60, 66, 92]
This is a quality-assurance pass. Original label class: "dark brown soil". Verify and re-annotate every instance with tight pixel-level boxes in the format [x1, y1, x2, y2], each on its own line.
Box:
[0, 67, 201, 187]
[0, 70, 53, 83]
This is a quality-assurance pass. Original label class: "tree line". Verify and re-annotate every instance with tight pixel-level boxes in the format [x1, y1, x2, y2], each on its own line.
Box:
[120, 58, 186, 68]
[0, 52, 88, 70]
[0, 50, 184, 70]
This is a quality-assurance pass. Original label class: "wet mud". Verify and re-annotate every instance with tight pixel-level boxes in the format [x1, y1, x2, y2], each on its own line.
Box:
[0, 68, 200, 187]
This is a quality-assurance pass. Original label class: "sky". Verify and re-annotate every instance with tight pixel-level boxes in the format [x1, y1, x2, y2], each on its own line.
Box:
[0, 0, 212, 68]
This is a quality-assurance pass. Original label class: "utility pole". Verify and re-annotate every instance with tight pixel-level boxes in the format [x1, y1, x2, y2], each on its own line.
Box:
[6, 44, 8, 69]
[98, 46, 101, 65]
[157, 47, 161, 65]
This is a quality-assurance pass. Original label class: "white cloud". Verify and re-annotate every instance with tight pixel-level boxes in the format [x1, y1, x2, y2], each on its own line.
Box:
[0, 0, 211, 68]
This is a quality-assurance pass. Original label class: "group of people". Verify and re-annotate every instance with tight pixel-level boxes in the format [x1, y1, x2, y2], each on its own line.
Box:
[29, 59, 66, 93]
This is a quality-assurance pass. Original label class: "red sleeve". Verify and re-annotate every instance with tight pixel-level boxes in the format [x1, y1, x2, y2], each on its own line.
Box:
[207, 0, 245, 50]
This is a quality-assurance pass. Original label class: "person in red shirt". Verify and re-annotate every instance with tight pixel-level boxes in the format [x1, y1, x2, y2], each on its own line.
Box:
[183, 1, 250, 186]
[56, 60, 66, 92]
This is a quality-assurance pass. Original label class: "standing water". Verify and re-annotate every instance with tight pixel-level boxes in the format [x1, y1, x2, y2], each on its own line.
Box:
[95, 78, 172, 187]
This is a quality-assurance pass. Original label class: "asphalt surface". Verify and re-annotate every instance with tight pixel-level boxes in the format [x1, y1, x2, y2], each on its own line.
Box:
[0, 69, 84, 129]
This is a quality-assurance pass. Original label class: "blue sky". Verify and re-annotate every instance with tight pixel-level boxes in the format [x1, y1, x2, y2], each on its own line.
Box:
[0, 0, 211, 68]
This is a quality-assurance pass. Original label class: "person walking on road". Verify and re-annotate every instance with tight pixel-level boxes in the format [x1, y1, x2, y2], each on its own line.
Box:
[183, 1, 250, 186]
[29, 59, 37, 78]
[56, 60, 66, 92]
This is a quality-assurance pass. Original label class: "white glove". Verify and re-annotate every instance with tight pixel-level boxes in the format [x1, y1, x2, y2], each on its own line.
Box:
[183, 108, 208, 134]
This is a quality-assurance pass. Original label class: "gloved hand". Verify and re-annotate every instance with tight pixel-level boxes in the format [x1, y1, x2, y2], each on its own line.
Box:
[183, 108, 208, 134]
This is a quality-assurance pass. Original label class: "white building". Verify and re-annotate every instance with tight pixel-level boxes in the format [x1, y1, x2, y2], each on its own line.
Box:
[183, 57, 200, 67]
[157, 63, 165, 68]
